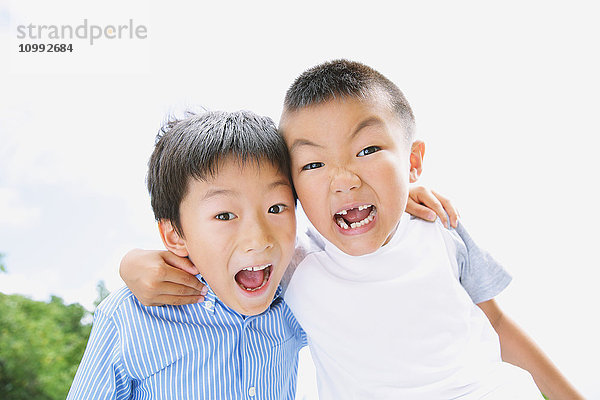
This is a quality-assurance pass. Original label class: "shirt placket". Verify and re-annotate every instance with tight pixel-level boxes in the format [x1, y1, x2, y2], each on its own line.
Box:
[241, 315, 258, 399]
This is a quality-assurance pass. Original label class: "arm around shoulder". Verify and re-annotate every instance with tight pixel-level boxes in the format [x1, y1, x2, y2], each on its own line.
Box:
[119, 248, 206, 306]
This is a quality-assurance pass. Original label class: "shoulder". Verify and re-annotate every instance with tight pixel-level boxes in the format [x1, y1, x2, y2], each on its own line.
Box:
[397, 215, 463, 256]
[95, 286, 138, 319]
[408, 215, 472, 264]
[96, 289, 213, 380]
[437, 219, 469, 261]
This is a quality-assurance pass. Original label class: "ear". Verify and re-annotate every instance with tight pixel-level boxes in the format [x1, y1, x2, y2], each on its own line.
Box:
[158, 220, 189, 258]
[409, 140, 425, 183]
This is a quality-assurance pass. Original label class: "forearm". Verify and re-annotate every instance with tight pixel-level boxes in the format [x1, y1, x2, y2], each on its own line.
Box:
[494, 312, 583, 400]
[119, 248, 205, 306]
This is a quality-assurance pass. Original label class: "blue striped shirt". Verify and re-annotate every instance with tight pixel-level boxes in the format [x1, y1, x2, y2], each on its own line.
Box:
[67, 283, 307, 399]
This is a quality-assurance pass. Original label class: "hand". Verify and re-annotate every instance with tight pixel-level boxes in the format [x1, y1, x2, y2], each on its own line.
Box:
[406, 186, 459, 228]
[119, 249, 207, 306]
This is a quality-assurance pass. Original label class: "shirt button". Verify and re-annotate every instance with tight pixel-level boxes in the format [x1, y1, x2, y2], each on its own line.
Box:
[248, 386, 256, 397]
[203, 301, 214, 310]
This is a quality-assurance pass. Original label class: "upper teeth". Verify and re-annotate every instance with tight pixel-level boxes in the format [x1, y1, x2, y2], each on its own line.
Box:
[336, 204, 371, 215]
[242, 264, 270, 272]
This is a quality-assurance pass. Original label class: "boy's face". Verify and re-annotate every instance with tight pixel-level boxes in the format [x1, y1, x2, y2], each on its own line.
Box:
[160, 159, 296, 316]
[280, 95, 423, 256]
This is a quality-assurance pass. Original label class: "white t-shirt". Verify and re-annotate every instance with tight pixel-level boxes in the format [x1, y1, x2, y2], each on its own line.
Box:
[284, 214, 541, 399]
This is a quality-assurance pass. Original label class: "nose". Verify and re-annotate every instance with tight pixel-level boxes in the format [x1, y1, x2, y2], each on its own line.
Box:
[330, 167, 361, 193]
[243, 215, 274, 253]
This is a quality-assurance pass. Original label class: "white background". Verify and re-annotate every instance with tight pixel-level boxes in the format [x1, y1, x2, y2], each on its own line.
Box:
[1, 1, 598, 398]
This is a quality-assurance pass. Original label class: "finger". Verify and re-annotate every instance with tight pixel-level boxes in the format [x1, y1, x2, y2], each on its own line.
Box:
[406, 191, 436, 221]
[153, 281, 207, 297]
[151, 264, 205, 292]
[431, 190, 459, 228]
[161, 251, 199, 275]
[405, 200, 437, 223]
[160, 268, 208, 293]
[155, 295, 206, 306]
[414, 192, 448, 228]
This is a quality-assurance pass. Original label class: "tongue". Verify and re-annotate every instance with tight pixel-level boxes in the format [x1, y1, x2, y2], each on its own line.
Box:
[343, 207, 371, 223]
[235, 270, 265, 289]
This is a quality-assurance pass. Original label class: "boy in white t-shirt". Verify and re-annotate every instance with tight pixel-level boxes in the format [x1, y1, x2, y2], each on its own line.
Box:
[275, 59, 582, 399]
[275, 60, 539, 399]
[120, 61, 582, 399]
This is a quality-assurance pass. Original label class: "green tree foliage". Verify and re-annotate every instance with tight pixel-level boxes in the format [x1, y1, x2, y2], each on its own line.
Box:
[0, 293, 92, 400]
[0, 253, 6, 273]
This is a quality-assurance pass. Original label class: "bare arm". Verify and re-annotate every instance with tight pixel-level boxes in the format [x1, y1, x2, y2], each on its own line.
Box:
[120, 249, 207, 306]
[477, 299, 584, 400]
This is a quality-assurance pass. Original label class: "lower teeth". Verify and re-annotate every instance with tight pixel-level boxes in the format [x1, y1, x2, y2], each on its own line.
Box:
[336, 208, 376, 230]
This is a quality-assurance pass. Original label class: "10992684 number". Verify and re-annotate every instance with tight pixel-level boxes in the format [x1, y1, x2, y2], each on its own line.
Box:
[19, 43, 74, 52]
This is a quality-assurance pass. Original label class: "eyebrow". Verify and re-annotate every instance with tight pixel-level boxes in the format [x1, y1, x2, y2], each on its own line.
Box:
[289, 116, 384, 154]
[202, 179, 291, 201]
[289, 138, 323, 154]
[350, 116, 384, 140]
[202, 188, 238, 201]
[268, 179, 292, 190]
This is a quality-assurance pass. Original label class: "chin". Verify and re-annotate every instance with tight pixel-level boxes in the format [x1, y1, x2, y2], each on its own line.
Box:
[340, 244, 378, 257]
[233, 287, 277, 316]
[334, 234, 383, 256]
[236, 301, 270, 316]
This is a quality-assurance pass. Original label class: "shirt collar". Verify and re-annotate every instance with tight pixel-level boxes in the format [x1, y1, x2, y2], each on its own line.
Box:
[195, 275, 217, 313]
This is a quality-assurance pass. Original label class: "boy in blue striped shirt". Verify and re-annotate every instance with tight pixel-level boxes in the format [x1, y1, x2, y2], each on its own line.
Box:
[68, 111, 308, 399]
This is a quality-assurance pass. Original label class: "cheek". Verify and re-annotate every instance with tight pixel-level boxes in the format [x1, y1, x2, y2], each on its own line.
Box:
[283, 214, 297, 242]
[282, 227, 297, 258]
[189, 226, 235, 265]
[367, 160, 409, 204]
[295, 178, 327, 215]
[300, 194, 329, 228]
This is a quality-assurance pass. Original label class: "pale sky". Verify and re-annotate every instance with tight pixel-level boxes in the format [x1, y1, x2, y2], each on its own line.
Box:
[1, 1, 599, 398]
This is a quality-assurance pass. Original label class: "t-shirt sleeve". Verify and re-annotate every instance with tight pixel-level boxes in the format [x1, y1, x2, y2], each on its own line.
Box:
[66, 307, 131, 400]
[448, 221, 512, 304]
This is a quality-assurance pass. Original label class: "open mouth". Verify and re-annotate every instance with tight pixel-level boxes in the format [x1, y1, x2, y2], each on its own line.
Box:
[234, 264, 272, 292]
[334, 204, 377, 230]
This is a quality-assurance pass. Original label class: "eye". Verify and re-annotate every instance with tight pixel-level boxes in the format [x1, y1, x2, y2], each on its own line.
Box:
[215, 212, 236, 221]
[268, 204, 287, 214]
[357, 146, 381, 157]
[301, 162, 324, 171]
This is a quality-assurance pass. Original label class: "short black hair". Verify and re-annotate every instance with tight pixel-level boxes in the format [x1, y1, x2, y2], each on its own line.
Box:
[147, 110, 293, 236]
[283, 59, 415, 140]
